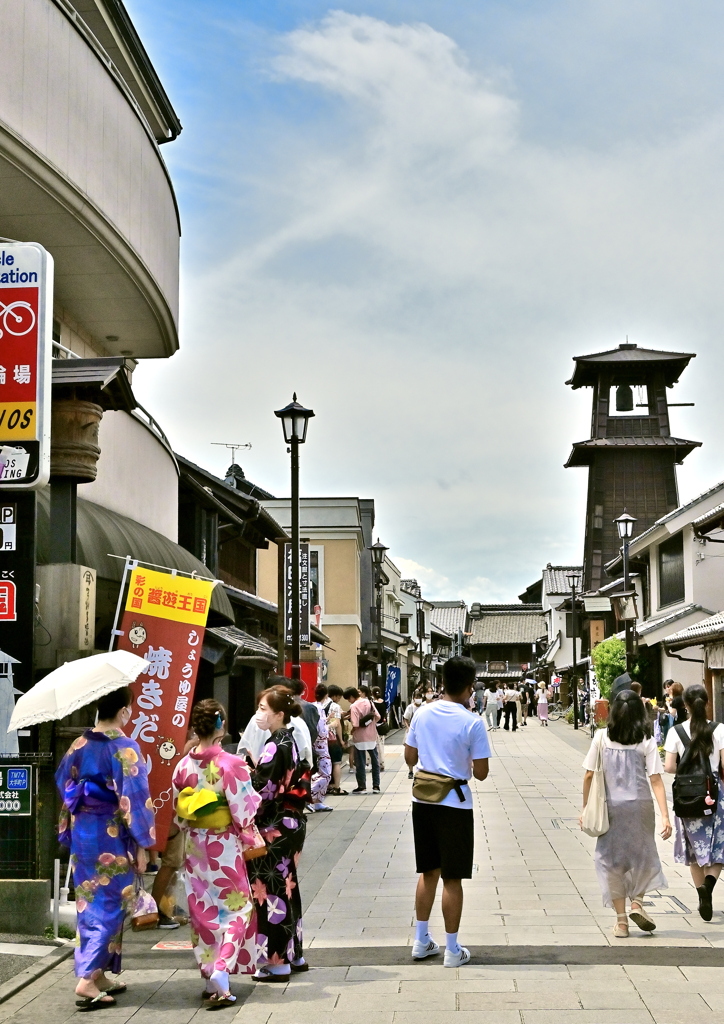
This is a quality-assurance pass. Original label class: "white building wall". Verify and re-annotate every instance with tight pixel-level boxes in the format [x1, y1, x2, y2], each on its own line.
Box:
[80, 410, 178, 541]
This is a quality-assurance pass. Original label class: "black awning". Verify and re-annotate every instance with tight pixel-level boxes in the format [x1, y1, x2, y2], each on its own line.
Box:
[36, 492, 234, 622]
[52, 358, 136, 411]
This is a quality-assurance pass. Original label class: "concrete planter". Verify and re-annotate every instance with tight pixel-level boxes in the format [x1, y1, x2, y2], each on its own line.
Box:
[0, 879, 50, 934]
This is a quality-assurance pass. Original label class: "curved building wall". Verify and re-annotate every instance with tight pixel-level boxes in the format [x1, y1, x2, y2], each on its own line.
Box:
[0, 0, 179, 355]
[80, 410, 179, 541]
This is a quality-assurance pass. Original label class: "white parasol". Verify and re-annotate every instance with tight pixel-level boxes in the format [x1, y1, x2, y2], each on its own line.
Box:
[8, 650, 149, 731]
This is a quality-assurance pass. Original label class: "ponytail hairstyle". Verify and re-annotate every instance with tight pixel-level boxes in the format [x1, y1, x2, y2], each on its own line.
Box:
[607, 689, 646, 746]
[257, 685, 301, 724]
[684, 683, 713, 760]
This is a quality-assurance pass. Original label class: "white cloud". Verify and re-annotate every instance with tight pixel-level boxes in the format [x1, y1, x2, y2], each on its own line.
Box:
[136, 8, 724, 602]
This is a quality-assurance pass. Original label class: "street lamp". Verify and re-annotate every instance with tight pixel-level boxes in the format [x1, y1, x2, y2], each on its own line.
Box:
[614, 509, 638, 674]
[275, 394, 315, 681]
[415, 595, 425, 692]
[369, 539, 389, 686]
[566, 570, 580, 731]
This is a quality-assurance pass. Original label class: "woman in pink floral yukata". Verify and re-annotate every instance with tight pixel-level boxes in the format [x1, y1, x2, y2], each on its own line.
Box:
[173, 699, 261, 1010]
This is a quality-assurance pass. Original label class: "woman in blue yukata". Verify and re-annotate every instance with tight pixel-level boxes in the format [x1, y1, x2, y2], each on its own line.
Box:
[246, 686, 311, 981]
[56, 685, 155, 1011]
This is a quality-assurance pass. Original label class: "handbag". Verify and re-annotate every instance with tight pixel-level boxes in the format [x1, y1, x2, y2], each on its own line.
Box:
[581, 736, 609, 837]
[130, 876, 159, 931]
[412, 769, 468, 804]
[377, 720, 389, 736]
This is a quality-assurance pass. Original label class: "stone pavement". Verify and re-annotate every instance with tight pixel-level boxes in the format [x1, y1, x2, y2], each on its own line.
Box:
[4, 720, 724, 1024]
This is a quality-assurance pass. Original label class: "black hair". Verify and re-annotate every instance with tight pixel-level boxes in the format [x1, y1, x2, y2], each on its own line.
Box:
[315, 683, 328, 701]
[371, 686, 381, 698]
[684, 683, 713, 761]
[607, 690, 646, 746]
[344, 687, 359, 701]
[191, 699, 227, 739]
[327, 685, 343, 698]
[97, 686, 133, 722]
[442, 656, 476, 696]
[487, 682, 497, 692]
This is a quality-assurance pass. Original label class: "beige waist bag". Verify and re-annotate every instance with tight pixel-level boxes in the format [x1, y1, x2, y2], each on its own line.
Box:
[412, 770, 468, 804]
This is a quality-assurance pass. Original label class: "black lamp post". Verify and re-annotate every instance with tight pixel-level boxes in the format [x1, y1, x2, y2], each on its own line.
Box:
[566, 570, 580, 731]
[614, 509, 637, 674]
[369, 539, 389, 688]
[415, 595, 425, 691]
[275, 394, 314, 681]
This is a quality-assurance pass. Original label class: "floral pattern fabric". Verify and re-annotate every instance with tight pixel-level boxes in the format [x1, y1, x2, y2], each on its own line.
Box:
[248, 728, 307, 967]
[55, 730, 155, 979]
[173, 746, 261, 978]
[674, 785, 724, 866]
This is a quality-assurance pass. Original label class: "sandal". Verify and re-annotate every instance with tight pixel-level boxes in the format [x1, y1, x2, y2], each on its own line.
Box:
[206, 994, 237, 1011]
[253, 967, 290, 983]
[613, 913, 629, 938]
[290, 961, 309, 973]
[76, 994, 117, 1012]
[629, 902, 656, 932]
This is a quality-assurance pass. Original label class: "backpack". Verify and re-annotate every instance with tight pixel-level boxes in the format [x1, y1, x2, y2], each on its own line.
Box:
[672, 723, 719, 819]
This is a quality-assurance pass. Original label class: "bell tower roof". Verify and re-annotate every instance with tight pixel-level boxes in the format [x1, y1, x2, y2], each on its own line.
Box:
[566, 343, 695, 389]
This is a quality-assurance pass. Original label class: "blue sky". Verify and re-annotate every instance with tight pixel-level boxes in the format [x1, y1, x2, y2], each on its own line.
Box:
[126, 1, 724, 602]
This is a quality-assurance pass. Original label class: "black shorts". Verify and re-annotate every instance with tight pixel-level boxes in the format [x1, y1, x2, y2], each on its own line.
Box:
[412, 802, 474, 879]
[328, 741, 343, 764]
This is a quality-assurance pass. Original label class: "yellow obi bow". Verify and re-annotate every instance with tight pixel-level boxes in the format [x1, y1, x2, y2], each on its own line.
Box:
[177, 788, 232, 830]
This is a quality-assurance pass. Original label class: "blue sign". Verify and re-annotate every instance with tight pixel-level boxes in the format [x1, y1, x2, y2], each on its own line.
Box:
[385, 665, 401, 708]
[7, 768, 28, 789]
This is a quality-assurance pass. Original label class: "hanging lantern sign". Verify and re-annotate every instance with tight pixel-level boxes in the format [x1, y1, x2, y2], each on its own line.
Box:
[0, 243, 53, 489]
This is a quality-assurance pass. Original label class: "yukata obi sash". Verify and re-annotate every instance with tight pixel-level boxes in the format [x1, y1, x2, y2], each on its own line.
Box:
[63, 776, 117, 814]
[176, 787, 233, 829]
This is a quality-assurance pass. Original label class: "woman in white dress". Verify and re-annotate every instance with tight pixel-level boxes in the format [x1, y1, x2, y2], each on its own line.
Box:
[581, 689, 671, 937]
[536, 685, 549, 726]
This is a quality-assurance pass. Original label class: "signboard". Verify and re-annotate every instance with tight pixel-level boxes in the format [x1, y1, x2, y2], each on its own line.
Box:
[0, 764, 31, 816]
[284, 542, 310, 645]
[115, 567, 215, 849]
[0, 494, 36, 754]
[0, 243, 53, 490]
[584, 597, 612, 612]
[589, 619, 606, 647]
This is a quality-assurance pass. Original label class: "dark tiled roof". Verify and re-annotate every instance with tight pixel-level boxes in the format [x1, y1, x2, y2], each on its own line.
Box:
[567, 345, 695, 389]
[469, 611, 546, 646]
[542, 565, 583, 596]
[565, 435, 701, 468]
[430, 601, 467, 634]
[630, 479, 724, 551]
[401, 579, 421, 598]
[665, 611, 724, 651]
[637, 604, 713, 638]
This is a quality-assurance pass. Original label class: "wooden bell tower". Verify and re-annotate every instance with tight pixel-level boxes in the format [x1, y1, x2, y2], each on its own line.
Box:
[565, 342, 700, 593]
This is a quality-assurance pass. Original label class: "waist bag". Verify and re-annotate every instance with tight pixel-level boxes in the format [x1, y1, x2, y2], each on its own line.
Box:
[672, 723, 719, 819]
[412, 770, 468, 804]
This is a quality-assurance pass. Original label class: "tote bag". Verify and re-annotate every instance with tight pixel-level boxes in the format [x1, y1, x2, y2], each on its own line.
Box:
[581, 735, 609, 838]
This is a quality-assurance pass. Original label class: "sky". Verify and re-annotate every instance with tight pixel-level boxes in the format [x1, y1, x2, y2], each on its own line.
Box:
[125, 0, 724, 605]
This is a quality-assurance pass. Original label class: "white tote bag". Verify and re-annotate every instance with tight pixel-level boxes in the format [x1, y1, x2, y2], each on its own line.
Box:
[581, 735, 609, 837]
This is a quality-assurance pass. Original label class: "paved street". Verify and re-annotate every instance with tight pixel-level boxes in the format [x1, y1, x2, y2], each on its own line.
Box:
[4, 722, 724, 1023]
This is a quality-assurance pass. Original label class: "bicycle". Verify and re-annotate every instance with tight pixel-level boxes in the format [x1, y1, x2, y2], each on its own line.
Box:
[547, 701, 564, 721]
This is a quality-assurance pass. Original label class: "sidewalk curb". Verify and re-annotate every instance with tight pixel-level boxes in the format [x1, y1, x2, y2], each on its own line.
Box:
[0, 946, 74, 1005]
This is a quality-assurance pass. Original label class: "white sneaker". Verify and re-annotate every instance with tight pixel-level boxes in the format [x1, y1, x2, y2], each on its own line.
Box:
[412, 938, 440, 960]
[444, 945, 471, 968]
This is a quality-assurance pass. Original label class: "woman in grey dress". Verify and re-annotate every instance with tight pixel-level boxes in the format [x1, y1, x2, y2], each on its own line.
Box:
[581, 690, 672, 937]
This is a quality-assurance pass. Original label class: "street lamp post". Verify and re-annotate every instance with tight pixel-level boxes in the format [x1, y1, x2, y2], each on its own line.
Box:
[415, 595, 425, 692]
[369, 539, 389, 688]
[275, 394, 314, 682]
[614, 509, 638, 675]
[566, 570, 580, 731]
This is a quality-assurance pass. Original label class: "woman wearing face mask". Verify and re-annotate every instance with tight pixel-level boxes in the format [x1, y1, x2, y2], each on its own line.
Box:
[247, 686, 310, 981]
[56, 686, 155, 1010]
[173, 699, 262, 1009]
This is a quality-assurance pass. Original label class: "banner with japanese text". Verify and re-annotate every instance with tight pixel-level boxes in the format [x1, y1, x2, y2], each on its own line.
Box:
[116, 566, 215, 849]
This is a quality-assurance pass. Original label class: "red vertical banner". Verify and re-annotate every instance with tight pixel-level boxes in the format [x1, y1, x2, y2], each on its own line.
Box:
[116, 567, 215, 848]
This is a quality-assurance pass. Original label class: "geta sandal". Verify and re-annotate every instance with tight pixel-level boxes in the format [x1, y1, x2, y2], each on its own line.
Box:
[206, 994, 237, 1011]
[290, 961, 309, 972]
[253, 967, 290, 983]
[76, 994, 117, 1011]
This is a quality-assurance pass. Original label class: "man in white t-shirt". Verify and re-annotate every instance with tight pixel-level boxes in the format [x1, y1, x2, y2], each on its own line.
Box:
[405, 657, 491, 968]
[403, 692, 423, 778]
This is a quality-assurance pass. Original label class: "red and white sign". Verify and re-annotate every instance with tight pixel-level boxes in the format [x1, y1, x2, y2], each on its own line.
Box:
[0, 581, 16, 620]
[0, 244, 53, 489]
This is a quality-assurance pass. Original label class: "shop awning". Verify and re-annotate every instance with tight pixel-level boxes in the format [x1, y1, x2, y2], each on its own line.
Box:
[36, 492, 235, 623]
[206, 625, 278, 668]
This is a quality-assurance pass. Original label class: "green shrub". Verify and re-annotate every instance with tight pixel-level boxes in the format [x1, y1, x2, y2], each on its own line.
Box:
[591, 637, 627, 698]
[565, 705, 575, 724]
[44, 923, 76, 940]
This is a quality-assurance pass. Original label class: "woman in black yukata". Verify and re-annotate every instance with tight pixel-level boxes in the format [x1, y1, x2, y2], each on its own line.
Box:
[247, 685, 311, 981]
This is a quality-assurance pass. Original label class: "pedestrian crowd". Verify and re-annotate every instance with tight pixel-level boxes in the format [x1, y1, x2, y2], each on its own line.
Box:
[53, 656, 724, 1007]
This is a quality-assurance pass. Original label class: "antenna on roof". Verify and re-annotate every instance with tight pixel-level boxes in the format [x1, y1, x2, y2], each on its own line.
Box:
[211, 442, 252, 465]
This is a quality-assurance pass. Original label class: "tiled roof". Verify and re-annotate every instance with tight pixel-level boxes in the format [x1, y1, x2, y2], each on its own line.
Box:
[469, 611, 547, 646]
[637, 604, 713, 638]
[664, 611, 724, 651]
[543, 565, 583, 596]
[631, 479, 724, 550]
[693, 502, 724, 533]
[400, 579, 421, 598]
[565, 435, 701, 468]
[430, 601, 468, 635]
[206, 625, 278, 663]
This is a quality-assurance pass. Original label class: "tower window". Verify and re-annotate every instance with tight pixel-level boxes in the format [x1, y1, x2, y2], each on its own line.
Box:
[659, 532, 684, 608]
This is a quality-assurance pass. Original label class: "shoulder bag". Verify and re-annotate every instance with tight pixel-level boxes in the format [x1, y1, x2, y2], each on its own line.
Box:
[357, 699, 376, 728]
[581, 735, 609, 837]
